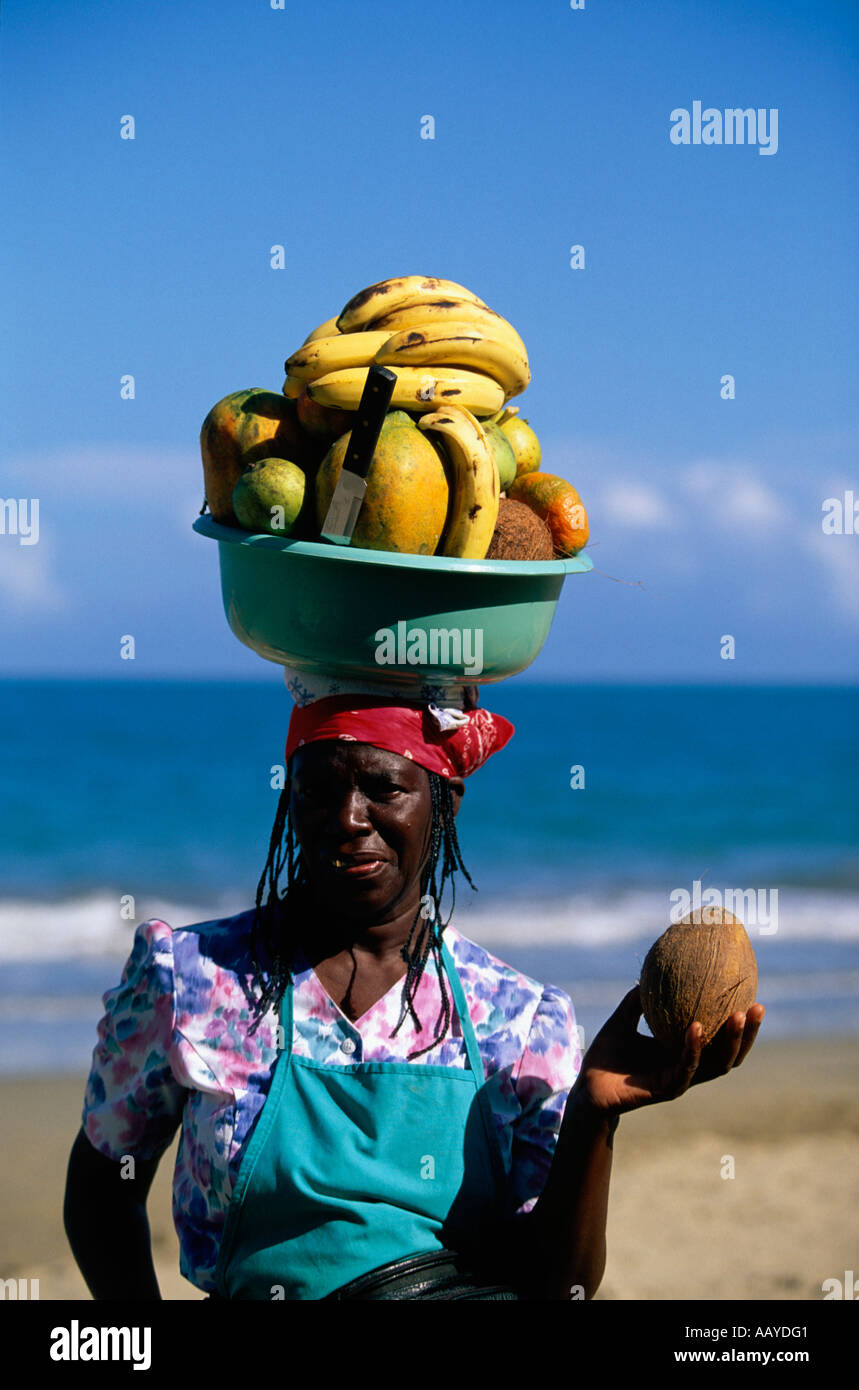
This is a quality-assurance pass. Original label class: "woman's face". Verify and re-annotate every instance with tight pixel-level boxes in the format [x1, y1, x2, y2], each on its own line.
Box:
[289, 741, 460, 926]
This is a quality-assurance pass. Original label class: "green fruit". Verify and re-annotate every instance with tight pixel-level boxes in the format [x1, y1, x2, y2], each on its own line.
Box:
[483, 420, 518, 491]
[501, 415, 541, 478]
[200, 388, 315, 525]
[233, 458, 306, 536]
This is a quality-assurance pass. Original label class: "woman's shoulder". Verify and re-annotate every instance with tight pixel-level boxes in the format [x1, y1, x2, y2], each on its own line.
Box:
[446, 927, 580, 1085]
[447, 925, 574, 1019]
[128, 907, 261, 1013]
[176, 904, 256, 940]
[153, 906, 258, 965]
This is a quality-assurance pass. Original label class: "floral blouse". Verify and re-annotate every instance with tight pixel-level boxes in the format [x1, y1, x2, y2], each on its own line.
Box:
[82, 910, 582, 1295]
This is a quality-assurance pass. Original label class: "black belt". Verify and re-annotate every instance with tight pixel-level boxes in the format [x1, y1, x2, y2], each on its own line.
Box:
[324, 1249, 520, 1301]
[209, 1249, 521, 1301]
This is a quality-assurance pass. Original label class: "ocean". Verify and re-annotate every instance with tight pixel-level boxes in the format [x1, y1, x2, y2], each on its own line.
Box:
[1, 679, 856, 1073]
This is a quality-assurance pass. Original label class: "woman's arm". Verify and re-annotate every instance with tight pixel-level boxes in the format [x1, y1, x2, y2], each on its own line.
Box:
[64, 1127, 164, 1300]
[513, 1082, 616, 1300]
[508, 988, 764, 1300]
[71, 919, 188, 1298]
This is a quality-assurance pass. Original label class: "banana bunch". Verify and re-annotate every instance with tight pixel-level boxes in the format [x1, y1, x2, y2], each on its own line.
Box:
[283, 275, 530, 417]
[418, 404, 500, 559]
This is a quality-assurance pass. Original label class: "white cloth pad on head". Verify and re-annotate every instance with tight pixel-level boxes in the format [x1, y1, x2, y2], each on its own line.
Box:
[282, 666, 473, 711]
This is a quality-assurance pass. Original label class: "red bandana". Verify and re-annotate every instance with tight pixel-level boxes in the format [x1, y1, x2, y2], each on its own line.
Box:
[285, 695, 514, 779]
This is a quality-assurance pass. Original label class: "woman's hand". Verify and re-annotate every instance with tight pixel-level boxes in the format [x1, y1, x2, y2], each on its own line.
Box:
[573, 986, 765, 1118]
[519, 988, 764, 1300]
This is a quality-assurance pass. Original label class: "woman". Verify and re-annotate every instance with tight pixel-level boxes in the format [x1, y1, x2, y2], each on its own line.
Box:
[64, 692, 764, 1301]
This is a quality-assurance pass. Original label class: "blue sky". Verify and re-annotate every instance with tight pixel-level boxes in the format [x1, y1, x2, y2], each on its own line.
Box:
[1, 0, 856, 680]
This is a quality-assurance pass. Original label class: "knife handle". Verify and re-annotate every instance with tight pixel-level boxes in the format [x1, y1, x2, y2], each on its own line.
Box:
[343, 366, 397, 479]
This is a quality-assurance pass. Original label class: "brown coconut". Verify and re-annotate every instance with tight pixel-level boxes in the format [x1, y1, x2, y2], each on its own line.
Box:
[640, 907, 758, 1047]
[486, 498, 554, 561]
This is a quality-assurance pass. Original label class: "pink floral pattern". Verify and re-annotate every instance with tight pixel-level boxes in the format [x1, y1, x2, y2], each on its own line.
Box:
[82, 910, 582, 1294]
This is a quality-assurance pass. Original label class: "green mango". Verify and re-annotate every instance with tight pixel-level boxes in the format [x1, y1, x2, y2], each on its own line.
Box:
[483, 420, 518, 491]
[233, 457, 306, 536]
[501, 415, 542, 478]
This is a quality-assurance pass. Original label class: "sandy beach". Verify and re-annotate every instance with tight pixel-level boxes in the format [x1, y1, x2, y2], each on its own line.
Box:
[3, 1035, 857, 1302]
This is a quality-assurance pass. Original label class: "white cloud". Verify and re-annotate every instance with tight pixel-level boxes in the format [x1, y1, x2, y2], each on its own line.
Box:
[601, 481, 676, 528]
[681, 461, 790, 531]
[678, 458, 859, 623]
[0, 542, 72, 614]
[2, 445, 199, 504]
[800, 531, 859, 622]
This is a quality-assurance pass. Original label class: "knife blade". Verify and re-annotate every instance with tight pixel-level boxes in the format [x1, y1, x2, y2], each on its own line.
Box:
[321, 365, 396, 545]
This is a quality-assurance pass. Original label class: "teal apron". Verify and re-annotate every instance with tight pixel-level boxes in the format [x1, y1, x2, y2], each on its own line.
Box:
[214, 940, 508, 1300]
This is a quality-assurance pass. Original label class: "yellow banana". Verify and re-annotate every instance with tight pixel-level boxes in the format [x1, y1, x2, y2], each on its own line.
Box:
[418, 405, 500, 559]
[366, 296, 527, 350]
[285, 331, 392, 382]
[282, 374, 304, 398]
[374, 320, 530, 399]
[302, 316, 340, 344]
[306, 366, 504, 416]
[337, 276, 487, 333]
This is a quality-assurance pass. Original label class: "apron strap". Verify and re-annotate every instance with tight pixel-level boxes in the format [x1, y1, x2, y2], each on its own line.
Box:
[278, 970, 295, 1060]
[279, 937, 487, 1086]
[438, 937, 486, 1083]
[439, 936, 509, 1202]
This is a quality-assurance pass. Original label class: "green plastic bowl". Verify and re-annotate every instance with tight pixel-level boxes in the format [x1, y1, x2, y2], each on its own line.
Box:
[193, 514, 592, 689]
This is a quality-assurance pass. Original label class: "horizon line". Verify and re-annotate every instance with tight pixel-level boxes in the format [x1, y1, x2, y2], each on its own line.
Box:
[0, 675, 856, 689]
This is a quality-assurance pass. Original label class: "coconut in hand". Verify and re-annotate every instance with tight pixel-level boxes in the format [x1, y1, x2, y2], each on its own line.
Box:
[639, 907, 758, 1048]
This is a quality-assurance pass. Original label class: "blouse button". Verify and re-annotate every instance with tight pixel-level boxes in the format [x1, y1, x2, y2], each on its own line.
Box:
[340, 1036, 357, 1055]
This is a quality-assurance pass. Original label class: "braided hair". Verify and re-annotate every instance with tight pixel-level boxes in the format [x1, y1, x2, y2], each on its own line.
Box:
[245, 758, 475, 1059]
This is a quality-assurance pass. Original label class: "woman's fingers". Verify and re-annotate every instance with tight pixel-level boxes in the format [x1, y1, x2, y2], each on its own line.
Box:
[583, 993, 765, 1112]
[649, 1022, 704, 1102]
[687, 1004, 766, 1084]
[722, 1014, 747, 1070]
[674, 1020, 703, 1093]
[689, 1013, 744, 1079]
[733, 1003, 765, 1067]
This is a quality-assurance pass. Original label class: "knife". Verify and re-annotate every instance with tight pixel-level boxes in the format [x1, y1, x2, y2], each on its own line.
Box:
[321, 365, 397, 545]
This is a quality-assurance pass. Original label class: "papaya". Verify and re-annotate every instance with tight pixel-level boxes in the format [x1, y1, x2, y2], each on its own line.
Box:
[507, 472, 589, 556]
[315, 410, 449, 554]
[296, 387, 352, 441]
[200, 389, 313, 525]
